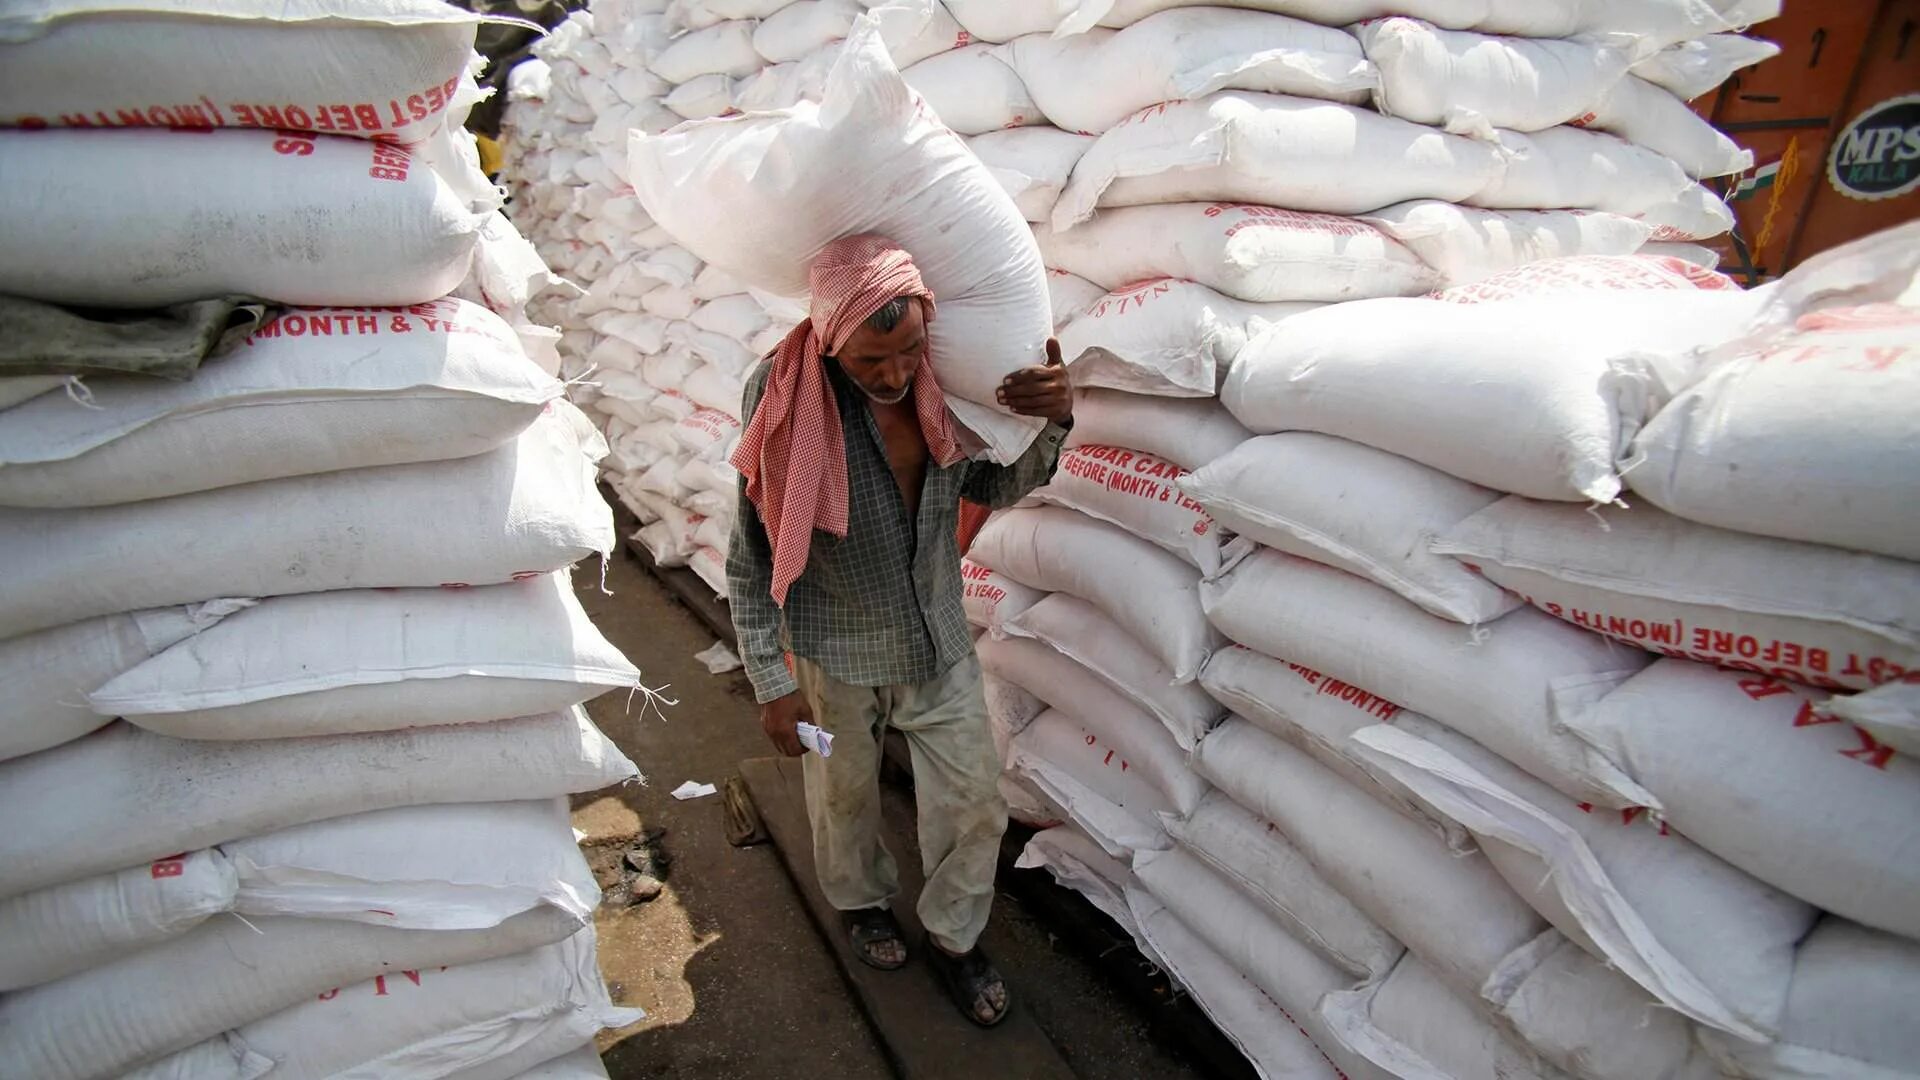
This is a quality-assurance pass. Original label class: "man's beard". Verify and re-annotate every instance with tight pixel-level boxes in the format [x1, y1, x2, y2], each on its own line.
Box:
[859, 381, 912, 405]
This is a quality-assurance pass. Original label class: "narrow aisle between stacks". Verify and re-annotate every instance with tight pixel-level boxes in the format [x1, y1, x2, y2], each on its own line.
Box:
[572, 557, 1214, 1080]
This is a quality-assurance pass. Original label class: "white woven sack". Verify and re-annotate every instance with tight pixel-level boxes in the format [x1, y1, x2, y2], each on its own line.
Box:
[1631, 302, 1920, 561]
[690, 263, 746, 300]
[1581, 75, 1753, 178]
[969, 506, 1221, 681]
[1122, 885, 1348, 1080]
[1018, 826, 1146, 945]
[983, 670, 1045, 765]
[0, 798, 600, 995]
[631, 20, 1052, 462]
[1037, 203, 1437, 304]
[640, 348, 699, 391]
[1638, 185, 1761, 248]
[636, 244, 704, 287]
[1043, 269, 1103, 326]
[0, 127, 490, 308]
[0, 851, 237, 993]
[1822, 680, 1920, 759]
[1004, 594, 1224, 750]
[1052, 91, 1502, 228]
[749, 321, 793, 356]
[635, 518, 695, 568]
[1058, 0, 1487, 35]
[1357, 18, 1632, 137]
[1631, 34, 1780, 100]
[1192, 719, 1548, 998]
[0, 599, 252, 762]
[677, 456, 740, 499]
[0, 300, 560, 508]
[508, 1044, 614, 1079]
[1699, 919, 1920, 1080]
[1056, 278, 1317, 397]
[1063, 388, 1249, 470]
[0, 375, 61, 410]
[673, 406, 742, 461]
[1469, 125, 1693, 217]
[668, 0, 787, 33]
[1168, 790, 1403, 981]
[1181, 433, 1515, 623]
[1130, 846, 1383, 1080]
[960, 559, 1044, 638]
[1007, 708, 1173, 855]
[1203, 549, 1656, 807]
[1359, 202, 1653, 288]
[664, 72, 734, 119]
[226, 799, 598, 933]
[0, 906, 584, 1080]
[594, 312, 669, 353]
[1434, 252, 1737, 303]
[0, 710, 637, 900]
[867, 0, 969, 70]
[92, 574, 638, 741]
[1220, 289, 1767, 502]
[1462, 929, 1726, 1080]
[134, 931, 638, 1080]
[0, 0, 487, 148]
[460, 212, 572, 332]
[1640, 241, 1721, 267]
[1568, 0, 1782, 50]
[1197, 645, 1471, 852]
[754, 0, 860, 62]
[997, 8, 1373, 136]
[900, 44, 1043, 134]
[648, 19, 761, 82]
[943, 0, 1075, 41]
[642, 286, 698, 319]
[683, 363, 746, 417]
[1436, 498, 1920, 692]
[1564, 659, 1920, 940]
[966, 127, 1094, 224]
[1318, 953, 1574, 1080]
[689, 293, 771, 344]
[976, 635, 1206, 816]
[1357, 722, 1814, 1042]
[1030, 445, 1223, 572]
[0, 404, 612, 640]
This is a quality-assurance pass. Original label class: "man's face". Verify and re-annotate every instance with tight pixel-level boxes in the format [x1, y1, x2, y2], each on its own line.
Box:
[831, 300, 925, 405]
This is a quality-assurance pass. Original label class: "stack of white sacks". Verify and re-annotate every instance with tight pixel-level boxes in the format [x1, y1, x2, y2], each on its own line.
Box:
[498, 0, 1777, 605]
[495, 3, 1920, 1077]
[0, 5, 643, 1078]
[876, 5, 1913, 1080]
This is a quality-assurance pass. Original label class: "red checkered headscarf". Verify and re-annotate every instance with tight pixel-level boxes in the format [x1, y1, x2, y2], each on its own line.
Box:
[732, 235, 964, 606]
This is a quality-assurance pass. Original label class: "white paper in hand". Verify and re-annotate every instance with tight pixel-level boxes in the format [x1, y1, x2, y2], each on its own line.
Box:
[796, 722, 835, 758]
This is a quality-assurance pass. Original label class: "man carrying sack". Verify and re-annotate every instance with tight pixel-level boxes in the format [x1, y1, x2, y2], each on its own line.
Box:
[727, 234, 1072, 1027]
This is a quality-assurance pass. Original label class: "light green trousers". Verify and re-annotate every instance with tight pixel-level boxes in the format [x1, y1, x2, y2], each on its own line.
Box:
[792, 653, 1009, 953]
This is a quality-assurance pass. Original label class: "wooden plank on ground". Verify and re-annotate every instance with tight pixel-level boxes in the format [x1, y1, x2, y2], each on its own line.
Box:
[737, 756, 1078, 1080]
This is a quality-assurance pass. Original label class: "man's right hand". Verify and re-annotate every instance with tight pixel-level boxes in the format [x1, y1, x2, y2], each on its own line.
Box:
[761, 692, 812, 758]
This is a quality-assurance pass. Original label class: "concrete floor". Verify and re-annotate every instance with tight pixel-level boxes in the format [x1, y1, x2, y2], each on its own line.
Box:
[570, 555, 1213, 1080]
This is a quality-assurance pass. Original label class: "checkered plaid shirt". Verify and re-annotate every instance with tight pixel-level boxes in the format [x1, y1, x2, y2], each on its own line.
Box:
[728, 360, 1067, 703]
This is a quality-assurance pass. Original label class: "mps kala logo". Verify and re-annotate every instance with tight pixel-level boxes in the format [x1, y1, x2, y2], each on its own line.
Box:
[1828, 93, 1920, 202]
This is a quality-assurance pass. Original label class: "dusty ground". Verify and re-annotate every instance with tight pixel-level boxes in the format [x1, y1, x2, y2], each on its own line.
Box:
[570, 555, 1212, 1080]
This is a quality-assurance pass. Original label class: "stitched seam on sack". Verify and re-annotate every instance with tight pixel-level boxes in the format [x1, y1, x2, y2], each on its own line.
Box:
[1426, 541, 1919, 647]
[96, 664, 643, 713]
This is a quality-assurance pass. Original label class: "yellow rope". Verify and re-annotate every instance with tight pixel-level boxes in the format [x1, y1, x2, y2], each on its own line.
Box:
[1755, 134, 1801, 256]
